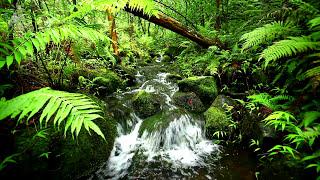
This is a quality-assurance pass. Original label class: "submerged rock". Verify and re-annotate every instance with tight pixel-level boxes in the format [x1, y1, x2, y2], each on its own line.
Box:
[172, 92, 205, 113]
[132, 90, 161, 119]
[178, 76, 218, 106]
[204, 107, 229, 138]
[138, 109, 185, 136]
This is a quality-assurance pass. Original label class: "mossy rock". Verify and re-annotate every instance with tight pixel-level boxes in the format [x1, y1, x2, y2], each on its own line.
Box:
[204, 107, 229, 138]
[166, 73, 182, 82]
[7, 118, 117, 180]
[132, 90, 161, 119]
[55, 118, 117, 179]
[91, 70, 123, 95]
[178, 76, 218, 106]
[172, 92, 205, 113]
[138, 109, 184, 136]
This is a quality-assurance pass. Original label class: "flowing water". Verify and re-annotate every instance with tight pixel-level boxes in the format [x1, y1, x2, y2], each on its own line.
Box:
[91, 63, 256, 180]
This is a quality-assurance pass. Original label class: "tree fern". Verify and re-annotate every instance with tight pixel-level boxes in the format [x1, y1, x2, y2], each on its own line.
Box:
[0, 24, 110, 69]
[0, 88, 106, 140]
[240, 22, 297, 50]
[260, 36, 320, 67]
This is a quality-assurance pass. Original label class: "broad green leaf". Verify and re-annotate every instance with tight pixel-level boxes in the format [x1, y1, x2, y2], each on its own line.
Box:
[6, 55, 13, 68]
[24, 41, 34, 56]
[31, 38, 40, 52]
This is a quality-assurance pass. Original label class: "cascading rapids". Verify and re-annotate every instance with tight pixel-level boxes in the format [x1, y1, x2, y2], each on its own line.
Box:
[93, 71, 220, 180]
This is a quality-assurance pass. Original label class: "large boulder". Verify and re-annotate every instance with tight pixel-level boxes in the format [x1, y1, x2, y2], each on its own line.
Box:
[8, 118, 117, 180]
[56, 118, 117, 179]
[132, 90, 161, 119]
[204, 107, 229, 138]
[172, 92, 205, 113]
[178, 76, 218, 106]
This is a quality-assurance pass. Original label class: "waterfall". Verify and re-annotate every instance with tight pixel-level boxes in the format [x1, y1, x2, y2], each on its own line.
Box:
[93, 71, 221, 180]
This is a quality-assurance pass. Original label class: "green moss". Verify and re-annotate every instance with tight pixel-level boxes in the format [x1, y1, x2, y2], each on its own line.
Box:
[178, 76, 218, 106]
[91, 70, 124, 95]
[57, 117, 117, 179]
[204, 107, 229, 135]
[132, 90, 161, 118]
[138, 109, 183, 136]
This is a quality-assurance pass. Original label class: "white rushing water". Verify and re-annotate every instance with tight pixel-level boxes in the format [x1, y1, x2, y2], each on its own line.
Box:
[94, 72, 220, 179]
[140, 114, 219, 167]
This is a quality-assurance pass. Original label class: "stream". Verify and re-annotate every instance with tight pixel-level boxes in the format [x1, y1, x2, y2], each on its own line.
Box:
[90, 61, 256, 180]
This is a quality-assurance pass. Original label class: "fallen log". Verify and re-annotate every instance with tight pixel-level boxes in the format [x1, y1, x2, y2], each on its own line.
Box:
[124, 6, 226, 49]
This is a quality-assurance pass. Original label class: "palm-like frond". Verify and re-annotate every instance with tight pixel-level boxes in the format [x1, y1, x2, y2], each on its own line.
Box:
[260, 36, 320, 66]
[0, 88, 106, 140]
[240, 22, 297, 50]
[0, 24, 110, 69]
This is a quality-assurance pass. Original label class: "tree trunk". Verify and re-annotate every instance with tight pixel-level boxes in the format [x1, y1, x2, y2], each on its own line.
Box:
[106, 10, 120, 63]
[124, 6, 226, 49]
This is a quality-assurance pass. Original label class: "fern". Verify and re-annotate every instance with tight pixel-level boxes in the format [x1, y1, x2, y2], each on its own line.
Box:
[264, 111, 296, 131]
[0, 24, 110, 69]
[240, 22, 297, 50]
[247, 93, 294, 111]
[260, 36, 320, 67]
[0, 88, 106, 140]
[309, 16, 320, 29]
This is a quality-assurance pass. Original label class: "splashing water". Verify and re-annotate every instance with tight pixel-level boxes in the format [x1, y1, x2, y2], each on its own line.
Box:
[93, 71, 221, 180]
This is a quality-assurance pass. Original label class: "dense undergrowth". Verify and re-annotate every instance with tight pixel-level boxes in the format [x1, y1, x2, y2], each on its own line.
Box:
[0, 0, 319, 179]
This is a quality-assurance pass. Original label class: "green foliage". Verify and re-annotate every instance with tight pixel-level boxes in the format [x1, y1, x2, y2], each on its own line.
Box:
[0, 25, 110, 69]
[247, 93, 294, 111]
[0, 88, 106, 140]
[0, 154, 19, 171]
[240, 22, 297, 50]
[260, 36, 320, 66]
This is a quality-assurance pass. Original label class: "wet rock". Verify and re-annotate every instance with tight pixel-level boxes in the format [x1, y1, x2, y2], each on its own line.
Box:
[138, 109, 186, 136]
[166, 73, 183, 82]
[204, 107, 229, 138]
[172, 92, 205, 113]
[178, 76, 218, 106]
[132, 90, 161, 119]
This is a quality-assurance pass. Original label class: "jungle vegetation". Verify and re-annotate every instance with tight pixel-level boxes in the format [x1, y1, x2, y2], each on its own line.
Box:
[0, 0, 319, 179]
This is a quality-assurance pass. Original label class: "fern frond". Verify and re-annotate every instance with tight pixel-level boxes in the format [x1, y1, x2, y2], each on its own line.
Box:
[247, 93, 274, 110]
[240, 22, 297, 50]
[309, 16, 320, 29]
[300, 111, 320, 127]
[248, 93, 294, 111]
[0, 88, 106, 140]
[0, 24, 110, 69]
[260, 36, 320, 67]
[299, 66, 320, 80]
